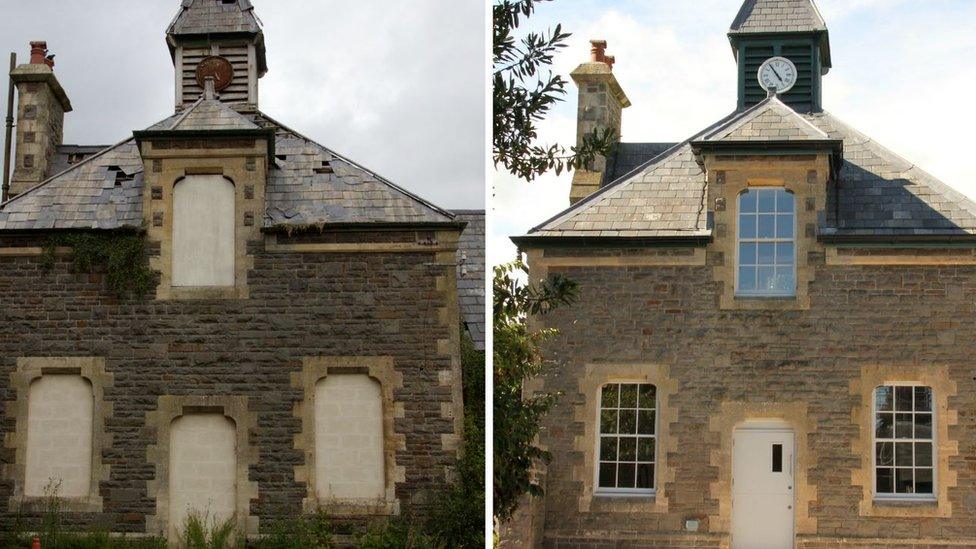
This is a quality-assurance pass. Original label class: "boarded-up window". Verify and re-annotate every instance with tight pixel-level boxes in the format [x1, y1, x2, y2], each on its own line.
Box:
[169, 414, 237, 538]
[25, 376, 93, 498]
[172, 175, 235, 287]
[315, 375, 385, 500]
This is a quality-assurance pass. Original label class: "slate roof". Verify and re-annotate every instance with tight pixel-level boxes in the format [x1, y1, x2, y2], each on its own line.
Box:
[146, 97, 259, 132]
[729, 0, 827, 34]
[0, 140, 144, 230]
[525, 103, 976, 240]
[453, 210, 486, 350]
[167, 0, 261, 36]
[602, 143, 675, 187]
[256, 113, 455, 227]
[699, 95, 828, 142]
[49, 145, 110, 176]
[0, 111, 455, 230]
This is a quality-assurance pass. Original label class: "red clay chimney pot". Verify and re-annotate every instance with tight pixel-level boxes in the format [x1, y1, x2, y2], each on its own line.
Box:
[590, 40, 608, 63]
[29, 41, 48, 65]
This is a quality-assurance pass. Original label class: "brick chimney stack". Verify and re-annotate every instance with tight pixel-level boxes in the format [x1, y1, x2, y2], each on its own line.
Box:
[568, 40, 631, 205]
[9, 41, 72, 198]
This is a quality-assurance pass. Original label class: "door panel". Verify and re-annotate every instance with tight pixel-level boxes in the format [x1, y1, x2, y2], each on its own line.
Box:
[732, 428, 795, 549]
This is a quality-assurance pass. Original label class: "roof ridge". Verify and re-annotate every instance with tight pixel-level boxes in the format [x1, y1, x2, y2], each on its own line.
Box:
[255, 110, 456, 222]
[529, 109, 743, 234]
[0, 138, 134, 210]
[168, 96, 205, 130]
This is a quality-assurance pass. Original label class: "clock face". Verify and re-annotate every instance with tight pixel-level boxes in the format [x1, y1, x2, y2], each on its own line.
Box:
[757, 56, 797, 94]
[195, 56, 235, 91]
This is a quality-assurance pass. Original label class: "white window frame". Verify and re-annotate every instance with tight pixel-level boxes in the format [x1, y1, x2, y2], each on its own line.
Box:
[735, 187, 797, 298]
[872, 383, 937, 502]
[593, 382, 657, 497]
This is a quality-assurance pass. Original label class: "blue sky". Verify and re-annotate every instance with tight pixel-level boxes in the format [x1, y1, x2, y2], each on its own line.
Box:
[491, 0, 976, 267]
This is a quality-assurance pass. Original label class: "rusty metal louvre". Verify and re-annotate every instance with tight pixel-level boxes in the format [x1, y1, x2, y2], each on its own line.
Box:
[181, 46, 250, 104]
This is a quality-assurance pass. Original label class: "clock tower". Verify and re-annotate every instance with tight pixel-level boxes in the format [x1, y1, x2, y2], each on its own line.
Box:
[729, 0, 831, 112]
[166, 0, 267, 111]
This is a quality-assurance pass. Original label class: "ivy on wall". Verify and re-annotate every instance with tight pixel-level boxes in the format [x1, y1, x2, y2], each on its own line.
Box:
[42, 231, 155, 298]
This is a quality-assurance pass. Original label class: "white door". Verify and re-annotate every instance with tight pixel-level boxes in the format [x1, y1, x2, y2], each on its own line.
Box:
[731, 427, 795, 549]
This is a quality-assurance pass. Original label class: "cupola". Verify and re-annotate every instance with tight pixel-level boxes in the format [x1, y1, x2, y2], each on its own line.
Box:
[165, 0, 267, 111]
[729, 0, 831, 113]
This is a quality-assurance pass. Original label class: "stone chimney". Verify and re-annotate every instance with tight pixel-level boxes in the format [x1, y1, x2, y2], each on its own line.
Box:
[569, 40, 631, 205]
[9, 41, 72, 198]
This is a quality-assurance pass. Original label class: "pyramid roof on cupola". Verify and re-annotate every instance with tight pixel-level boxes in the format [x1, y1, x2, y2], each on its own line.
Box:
[166, 0, 262, 36]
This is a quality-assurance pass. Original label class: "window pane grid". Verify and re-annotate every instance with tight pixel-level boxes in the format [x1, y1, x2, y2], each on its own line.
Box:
[598, 383, 656, 492]
[874, 385, 934, 497]
[737, 188, 796, 296]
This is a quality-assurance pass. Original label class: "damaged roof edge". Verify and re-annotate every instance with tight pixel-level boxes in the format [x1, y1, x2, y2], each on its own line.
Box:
[0, 137, 137, 210]
[256, 110, 457, 222]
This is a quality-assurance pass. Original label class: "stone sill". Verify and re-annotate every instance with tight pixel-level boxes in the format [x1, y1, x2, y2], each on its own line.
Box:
[9, 494, 103, 513]
[872, 497, 938, 508]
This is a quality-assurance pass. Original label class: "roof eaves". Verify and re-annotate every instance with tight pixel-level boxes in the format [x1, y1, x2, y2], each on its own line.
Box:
[512, 234, 712, 249]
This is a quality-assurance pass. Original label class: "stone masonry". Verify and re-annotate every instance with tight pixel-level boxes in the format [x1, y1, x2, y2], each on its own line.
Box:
[518, 249, 976, 547]
[0, 230, 461, 534]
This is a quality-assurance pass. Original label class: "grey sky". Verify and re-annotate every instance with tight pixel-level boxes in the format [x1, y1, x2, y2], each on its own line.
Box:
[0, 0, 485, 210]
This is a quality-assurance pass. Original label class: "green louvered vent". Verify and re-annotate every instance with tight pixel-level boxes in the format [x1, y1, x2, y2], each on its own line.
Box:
[740, 41, 820, 112]
[742, 45, 776, 107]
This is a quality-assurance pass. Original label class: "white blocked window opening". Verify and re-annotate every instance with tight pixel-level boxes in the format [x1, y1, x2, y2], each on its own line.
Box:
[873, 385, 935, 498]
[168, 414, 238, 539]
[736, 188, 796, 297]
[25, 375, 94, 498]
[596, 383, 656, 494]
[315, 375, 385, 501]
[172, 175, 236, 287]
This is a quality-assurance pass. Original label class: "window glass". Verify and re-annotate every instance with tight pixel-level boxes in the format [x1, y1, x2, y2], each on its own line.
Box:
[874, 385, 934, 496]
[737, 188, 796, 296]
[598, 383, 656, 492]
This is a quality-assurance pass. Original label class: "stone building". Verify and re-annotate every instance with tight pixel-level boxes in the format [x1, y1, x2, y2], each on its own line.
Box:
[510, 0, 976, 547]
[0, 0, 482, 541]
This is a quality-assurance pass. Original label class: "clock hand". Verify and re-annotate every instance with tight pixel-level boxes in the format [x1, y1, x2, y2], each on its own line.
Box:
[770, 64, 785, 84]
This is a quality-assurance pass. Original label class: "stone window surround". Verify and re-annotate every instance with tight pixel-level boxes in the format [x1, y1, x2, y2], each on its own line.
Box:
[574, 363, 677, 514]
[292, 356, 405, 517]
[145, 395, 260, 538]
[707, 154, 830, 311]
[849, 364, 957, 518]
[143, 152, 264, 301]
[4, 357, 113, 513]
